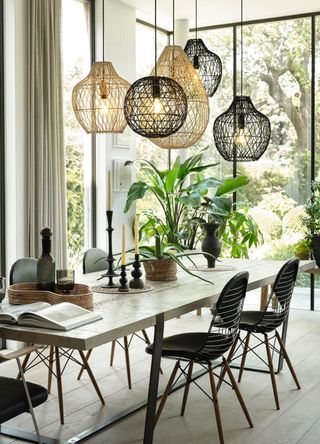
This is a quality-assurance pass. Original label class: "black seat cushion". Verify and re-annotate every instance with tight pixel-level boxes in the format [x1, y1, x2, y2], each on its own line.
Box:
[240, 310, 280, 333]
[146, 332, 231, 361]
[0, 376, 48, 423]
[146, 332, 208, 360]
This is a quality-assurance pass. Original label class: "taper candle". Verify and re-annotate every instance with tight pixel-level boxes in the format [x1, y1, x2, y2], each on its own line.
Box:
[134, 215, 139, 255]
[107, 171, 112, 211]
[121, 224, 126, 265]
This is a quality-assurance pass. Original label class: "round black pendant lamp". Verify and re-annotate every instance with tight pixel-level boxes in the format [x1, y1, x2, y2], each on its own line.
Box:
[124, 0, 187, 138]
[184, 0, 222, 97]
[213, 0, 271, 162]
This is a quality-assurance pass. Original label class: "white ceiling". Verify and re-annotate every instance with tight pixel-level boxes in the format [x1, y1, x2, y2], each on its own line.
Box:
[122, 0, 320, 30]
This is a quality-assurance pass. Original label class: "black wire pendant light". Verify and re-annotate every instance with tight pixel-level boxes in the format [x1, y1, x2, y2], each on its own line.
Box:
[213, 0, 271, 162]
[184, 0, 222, 97]
[124, 0, 187, 138]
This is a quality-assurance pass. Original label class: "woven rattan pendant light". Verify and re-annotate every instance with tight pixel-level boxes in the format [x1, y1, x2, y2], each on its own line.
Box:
[124, 0, 187, 138]
[213, 0, 271, 161]
[72, 0, 130, 133]
[184, 0, 222, 97]
[151, 0, 209, 149]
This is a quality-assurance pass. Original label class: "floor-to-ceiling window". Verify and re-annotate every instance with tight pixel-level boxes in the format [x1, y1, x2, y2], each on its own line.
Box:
[61, 0, 92, 268]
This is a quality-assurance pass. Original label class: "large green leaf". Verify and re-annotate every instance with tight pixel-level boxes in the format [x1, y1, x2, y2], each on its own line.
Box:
[215, 176, 249, 197]
[124, 181, 148, 213]
[179, 192, 202, 207]
[165, 157, 180, 192]
[188, 178, 222, 193]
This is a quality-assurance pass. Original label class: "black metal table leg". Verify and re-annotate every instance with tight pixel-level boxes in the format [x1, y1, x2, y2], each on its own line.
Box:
[143, 313, 164, 444]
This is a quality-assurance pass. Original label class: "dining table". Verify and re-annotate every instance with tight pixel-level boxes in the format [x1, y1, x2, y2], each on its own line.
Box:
[0, 258, 315, 444]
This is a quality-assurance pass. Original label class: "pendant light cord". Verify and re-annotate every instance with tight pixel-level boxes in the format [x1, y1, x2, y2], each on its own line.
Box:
[240, 0, 243, 96]
[173, 0, 175, 46]
[102, 0, 105, 63]
[195, 0, 198, 39]
[154, 0, 157, 76]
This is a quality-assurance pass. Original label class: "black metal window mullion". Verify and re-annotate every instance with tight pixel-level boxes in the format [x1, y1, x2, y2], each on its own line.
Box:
[90, 0, 97, 247]
[232, 25, 237, 210]
[310, 15, 316, 311]
[0, 0, 6, 279]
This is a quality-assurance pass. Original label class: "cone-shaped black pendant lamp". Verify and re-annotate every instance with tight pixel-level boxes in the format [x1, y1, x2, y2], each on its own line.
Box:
[184, 0, 222, 97]
[124, 0, 187, 138]
[213, 0, 271, 161]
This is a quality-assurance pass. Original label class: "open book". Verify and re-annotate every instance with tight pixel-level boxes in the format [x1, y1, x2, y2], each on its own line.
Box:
[0, 302, 102, 331]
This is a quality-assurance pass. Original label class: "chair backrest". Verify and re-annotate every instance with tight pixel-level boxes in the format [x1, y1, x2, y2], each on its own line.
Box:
[197, 271, 249, 361]
[9, 258, 37, 285]
[83, 248, 108, 274]
[259, 258, 299, 332]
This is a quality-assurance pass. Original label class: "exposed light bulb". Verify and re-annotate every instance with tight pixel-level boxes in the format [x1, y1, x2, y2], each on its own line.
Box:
[153, 97, 162, 114]
[234, 127, 246, 146]
[99, 80, 109, 115]
[99, 94, 109, 115]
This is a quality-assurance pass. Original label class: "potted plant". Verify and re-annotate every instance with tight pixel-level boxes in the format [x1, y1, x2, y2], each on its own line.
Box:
[301, 180, 320, 266]
[292, 238, 311, 260]
[124, 149, 248, 276]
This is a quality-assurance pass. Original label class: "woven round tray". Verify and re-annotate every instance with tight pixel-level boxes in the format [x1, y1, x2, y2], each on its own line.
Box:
[92, 284, 153, 295]
[8, 283, 93, 309]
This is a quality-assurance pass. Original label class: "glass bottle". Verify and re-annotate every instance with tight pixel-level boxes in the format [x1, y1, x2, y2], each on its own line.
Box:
[37, 227, 55, 291]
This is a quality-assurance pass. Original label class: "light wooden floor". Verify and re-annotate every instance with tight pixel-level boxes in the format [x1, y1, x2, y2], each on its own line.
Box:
[1, 293, 320, 444]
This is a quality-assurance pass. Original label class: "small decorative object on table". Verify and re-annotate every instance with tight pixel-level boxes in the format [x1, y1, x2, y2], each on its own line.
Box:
[56, 269, 75, 293]
[129, 254, 144, 289]
[118, 265, 129, 292]
[100, 209, 119, 288]
[118, 225, 129, 292]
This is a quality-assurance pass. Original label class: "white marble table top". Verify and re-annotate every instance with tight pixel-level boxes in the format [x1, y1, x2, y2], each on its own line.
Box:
[0, 259, 314, 350]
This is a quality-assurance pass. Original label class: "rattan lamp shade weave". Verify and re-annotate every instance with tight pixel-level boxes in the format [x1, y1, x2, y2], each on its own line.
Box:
[151, 45, 209, 149]
[213, 96, 271, 162]
[124, 76, 188, 138]
[72, 62, 130, 134]
[184, 39, 222, 97]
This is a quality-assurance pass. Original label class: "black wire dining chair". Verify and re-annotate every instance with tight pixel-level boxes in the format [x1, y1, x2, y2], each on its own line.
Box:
[225, 259, 300, 410]
[146, 272, 252, 444]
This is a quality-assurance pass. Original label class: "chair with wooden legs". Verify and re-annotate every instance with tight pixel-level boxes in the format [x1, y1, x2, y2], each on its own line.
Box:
[0, 344, 48, 443]
[80, 248, 161, 389]
[146, 272, 253, 444]
[10, 258, 105, 424]
[225, 259, 300, 410]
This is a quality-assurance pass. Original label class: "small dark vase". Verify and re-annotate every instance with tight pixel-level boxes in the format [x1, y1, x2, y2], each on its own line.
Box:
[201, 223, 221, 268]
[312, 234, 320, 268]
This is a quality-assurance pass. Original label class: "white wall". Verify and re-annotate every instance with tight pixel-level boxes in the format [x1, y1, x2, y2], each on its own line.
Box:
[95, 0, 137, 255]
[3, 0, 28, 277]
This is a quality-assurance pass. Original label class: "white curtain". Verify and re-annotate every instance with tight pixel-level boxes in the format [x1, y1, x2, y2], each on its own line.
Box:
[27, 0, 67, 267]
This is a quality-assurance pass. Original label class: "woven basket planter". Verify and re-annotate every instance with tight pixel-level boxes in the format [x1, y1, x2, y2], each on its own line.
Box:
[143, 258, 177, 282]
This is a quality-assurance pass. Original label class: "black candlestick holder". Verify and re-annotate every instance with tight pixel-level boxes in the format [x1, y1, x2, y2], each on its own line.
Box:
[101, 210, 119, 288]
[118, 265, 129, 292]
[129, 254, 144, 289]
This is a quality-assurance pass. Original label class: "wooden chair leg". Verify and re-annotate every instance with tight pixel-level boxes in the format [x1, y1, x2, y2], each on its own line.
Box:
[180, 361, 193, 416]
[275, 330, 301, 389]
[123, 336, 132, 389]
[78, 350, 105, 405]
[238, 332, 251, 383]
[222, 358, 253, 428]
[217, 333, 240, 392]
[77, 349, 93, 380]
[196, 308, 202, 316]
[110, 340, 116, 366]
[155, 361, 180, 425]
[55, 347, 64, 425]
[208, 363, 224, 444]
[264, 333, 280, 410]
[17, 351, 31, 380]
[48, 345, 54, 393]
